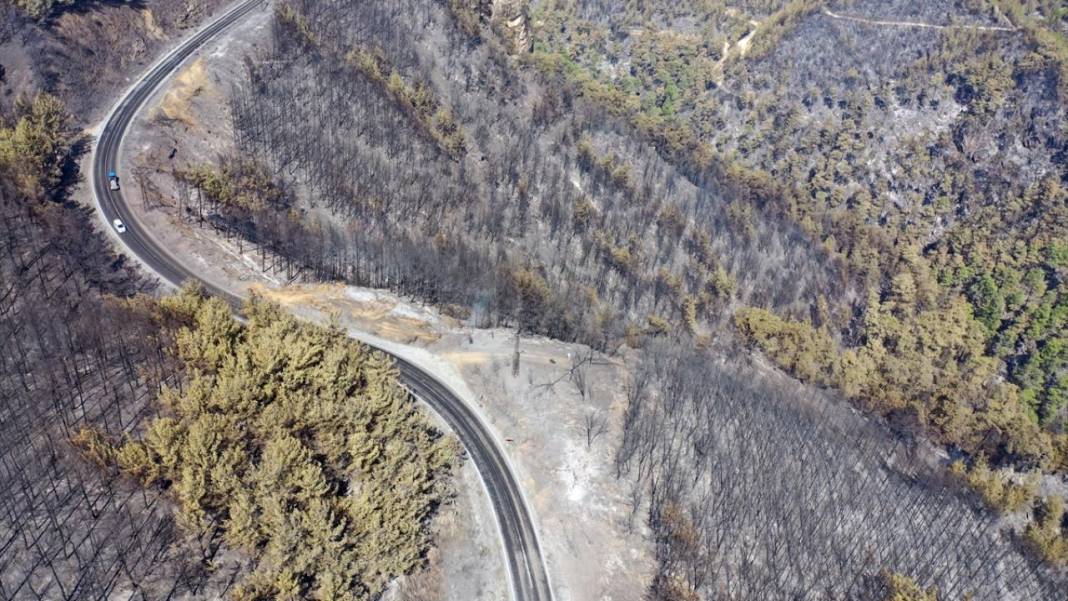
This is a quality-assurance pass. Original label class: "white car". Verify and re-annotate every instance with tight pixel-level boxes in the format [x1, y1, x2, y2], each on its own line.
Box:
[113, 219, 127, 234]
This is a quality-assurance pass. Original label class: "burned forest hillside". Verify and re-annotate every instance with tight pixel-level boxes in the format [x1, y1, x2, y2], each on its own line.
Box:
[0, 3, 458, 600]
[0, 0, 230, 118]
[0, 91, 185, 599]
[616, 343, 1062, 600]
[0, 4, 238, 596]
[230, 0, 848, 349]
[1, 0, 1067, 599]
[0, 1, 230, 592]
[221, 1, 1068, 460]
[161, 0, 1068, 598]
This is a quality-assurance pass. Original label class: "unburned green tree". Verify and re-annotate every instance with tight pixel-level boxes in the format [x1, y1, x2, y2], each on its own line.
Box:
[0, 92, 71, 198]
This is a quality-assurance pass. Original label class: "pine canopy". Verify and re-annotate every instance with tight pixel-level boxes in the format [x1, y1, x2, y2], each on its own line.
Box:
[76, 285, 458, 600]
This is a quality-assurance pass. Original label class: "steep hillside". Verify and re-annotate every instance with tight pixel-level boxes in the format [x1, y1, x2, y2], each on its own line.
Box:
[525, 0, 1068, 464]
[0, 0, 228, 120]
[1, 3, 454, 599]
[166, 0, 1068, 597]
[205, 0, 1068, 469]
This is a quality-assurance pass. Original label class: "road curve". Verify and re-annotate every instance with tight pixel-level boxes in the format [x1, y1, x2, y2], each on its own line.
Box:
[90, 2, 552, 600]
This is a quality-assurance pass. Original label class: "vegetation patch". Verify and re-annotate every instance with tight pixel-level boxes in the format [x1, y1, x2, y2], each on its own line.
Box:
[1025, 495, 1068, 567]
[0, 92, 70, 198]
[734, 306, 839, 385]
[347, 47, 467, 158]
[179, 159, 288, 212]
[75, 286, 458, 601]
[949, 455, 1038, 514]
[880, 571, 940, 601]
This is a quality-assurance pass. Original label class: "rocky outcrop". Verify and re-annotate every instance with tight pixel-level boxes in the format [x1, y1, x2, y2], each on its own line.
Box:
[491, 0, 531, 53]
[450, 0, 530, 52]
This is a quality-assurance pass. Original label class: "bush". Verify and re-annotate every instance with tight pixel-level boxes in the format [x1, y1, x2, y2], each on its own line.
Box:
[881, 571, 939, 601]
[734, 307, 839, 386]
[1025, 496, 1068, 567]
[949, 456, 1038, 514]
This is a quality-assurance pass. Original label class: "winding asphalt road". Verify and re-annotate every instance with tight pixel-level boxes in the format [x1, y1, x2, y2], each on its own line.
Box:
[90, 2, 552, 600]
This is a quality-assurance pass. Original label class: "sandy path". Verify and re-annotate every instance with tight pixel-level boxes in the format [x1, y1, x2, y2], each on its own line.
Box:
[822, 8, 1015, 32]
